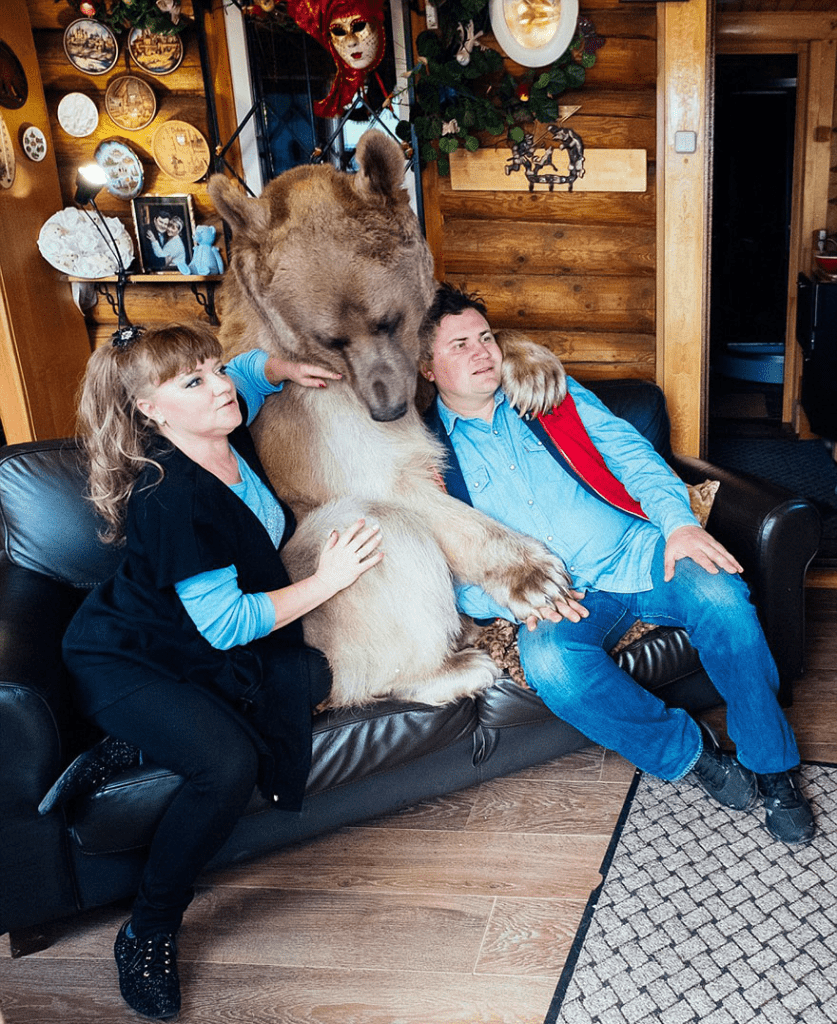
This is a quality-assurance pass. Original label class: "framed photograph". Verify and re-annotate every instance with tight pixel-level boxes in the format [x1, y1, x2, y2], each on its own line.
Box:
[132, 194, 195, 274]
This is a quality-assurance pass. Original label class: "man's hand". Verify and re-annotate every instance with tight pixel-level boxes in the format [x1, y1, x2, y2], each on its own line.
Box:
[265, 357, 342, 388]
[663, 525, 743, 582]
[524, 590, 588, 632]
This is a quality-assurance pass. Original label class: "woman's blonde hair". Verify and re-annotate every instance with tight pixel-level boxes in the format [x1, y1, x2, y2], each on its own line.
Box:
[78, 321, 223, 543]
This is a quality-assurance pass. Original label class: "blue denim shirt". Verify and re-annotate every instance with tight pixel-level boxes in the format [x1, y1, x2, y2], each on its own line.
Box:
[437, 378, 699, 620]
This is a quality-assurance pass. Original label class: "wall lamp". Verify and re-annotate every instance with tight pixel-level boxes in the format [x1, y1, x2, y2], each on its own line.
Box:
[74, 164, 142, 347]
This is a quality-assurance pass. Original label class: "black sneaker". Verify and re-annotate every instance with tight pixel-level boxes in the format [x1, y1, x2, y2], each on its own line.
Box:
[688, 722, 757, 810]
[114, 920, 181, 1020]
[757, 771, 815, 845]
[38, 737, 141, 815]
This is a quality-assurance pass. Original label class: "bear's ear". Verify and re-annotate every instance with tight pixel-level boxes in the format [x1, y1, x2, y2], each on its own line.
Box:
[353, 130, 407, 202]
[207, 175, 270, 242]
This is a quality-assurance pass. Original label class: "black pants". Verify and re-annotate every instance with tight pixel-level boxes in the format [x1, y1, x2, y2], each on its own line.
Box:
[95, 680, 262, 938]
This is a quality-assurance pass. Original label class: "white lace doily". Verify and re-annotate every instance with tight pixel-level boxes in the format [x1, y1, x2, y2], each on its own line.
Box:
[37, 206, 135, 280]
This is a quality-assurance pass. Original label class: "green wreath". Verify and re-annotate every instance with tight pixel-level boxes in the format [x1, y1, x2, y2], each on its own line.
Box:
[395, 0, 603, 176]
[58, 0, 187, 36]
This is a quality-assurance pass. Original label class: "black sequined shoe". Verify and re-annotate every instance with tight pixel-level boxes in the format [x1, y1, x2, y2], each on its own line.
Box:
[38, 736, 141, 815]
[688, 722, 757, 810]
[757, 771, 816, 845]
[114, 920, 181, 1020]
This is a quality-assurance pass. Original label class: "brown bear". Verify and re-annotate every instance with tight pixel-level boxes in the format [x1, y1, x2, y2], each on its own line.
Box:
[208, 130, 571, 706]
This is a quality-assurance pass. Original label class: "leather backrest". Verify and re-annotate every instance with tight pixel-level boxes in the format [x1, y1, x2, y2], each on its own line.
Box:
[0, 439, 122, 588]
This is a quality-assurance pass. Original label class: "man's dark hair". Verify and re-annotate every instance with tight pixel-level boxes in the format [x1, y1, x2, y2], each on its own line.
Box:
[419, 283, 488, 362]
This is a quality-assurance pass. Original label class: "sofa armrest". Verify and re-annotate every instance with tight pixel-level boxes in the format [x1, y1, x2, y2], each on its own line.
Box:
[0, 558, 88, 803]
[671, 454, 821, 696]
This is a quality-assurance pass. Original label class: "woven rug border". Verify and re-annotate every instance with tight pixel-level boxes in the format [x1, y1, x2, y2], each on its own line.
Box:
[542, 759, 837, 1024]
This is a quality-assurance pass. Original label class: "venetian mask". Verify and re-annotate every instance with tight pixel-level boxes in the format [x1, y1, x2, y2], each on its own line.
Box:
[328, 15, 382, 70]
[287, 0, 387, 117]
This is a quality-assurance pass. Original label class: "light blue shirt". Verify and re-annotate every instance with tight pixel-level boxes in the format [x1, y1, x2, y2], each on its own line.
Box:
[175, 350, 286, 649]
[441, 378, 698, 622]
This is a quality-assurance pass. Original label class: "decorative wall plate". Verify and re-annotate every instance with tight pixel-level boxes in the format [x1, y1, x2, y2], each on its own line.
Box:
[105, 75, 157, 131]
[128, 29, 184, 76]
[0, 113, 16, 189]
[489, 0, 579, 68]
[0, 39, 28, 109]
[21, 124, 47, 162]
[95, 139, 144, 200]
[63, 19, 119, 76]
[152, 120, 210, 182]
[38, 206, 135, 279]
[57, 92, 99, 137]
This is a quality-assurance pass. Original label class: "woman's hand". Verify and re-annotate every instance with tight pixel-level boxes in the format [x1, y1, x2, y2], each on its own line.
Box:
[265, 519, 383, 631]
[265, 357, 342, 389]
[313, 519, 383, 595]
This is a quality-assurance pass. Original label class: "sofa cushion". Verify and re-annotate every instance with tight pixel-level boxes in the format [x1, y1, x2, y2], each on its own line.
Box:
[68, 696, 479, 854]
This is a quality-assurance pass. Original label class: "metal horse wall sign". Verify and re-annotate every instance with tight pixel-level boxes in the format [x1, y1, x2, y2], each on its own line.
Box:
[505, 126, 586, 192]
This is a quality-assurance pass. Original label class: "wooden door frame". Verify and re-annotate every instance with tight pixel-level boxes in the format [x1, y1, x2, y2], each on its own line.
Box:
[716, 15, 837, 439]
[656, 0, 715, 457]
[657, 8, 836, 457]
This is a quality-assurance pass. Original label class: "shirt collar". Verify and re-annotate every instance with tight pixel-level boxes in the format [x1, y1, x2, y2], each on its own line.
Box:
[436, 388, 507, 435]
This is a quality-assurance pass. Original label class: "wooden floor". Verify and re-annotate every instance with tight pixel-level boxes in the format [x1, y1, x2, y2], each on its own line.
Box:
[2, 588, 836, 1024]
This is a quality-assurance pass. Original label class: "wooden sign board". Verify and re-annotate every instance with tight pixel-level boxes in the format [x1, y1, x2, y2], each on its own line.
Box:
[449, 148, 647, 193]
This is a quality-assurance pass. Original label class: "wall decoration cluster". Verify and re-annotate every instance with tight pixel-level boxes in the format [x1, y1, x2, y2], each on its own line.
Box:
[394, 0, 604, 175]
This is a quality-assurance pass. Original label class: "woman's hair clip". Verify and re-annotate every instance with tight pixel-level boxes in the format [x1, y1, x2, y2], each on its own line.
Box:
[111, 325, 145, 350]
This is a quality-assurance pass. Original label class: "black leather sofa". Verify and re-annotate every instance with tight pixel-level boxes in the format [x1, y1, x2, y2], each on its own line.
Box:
[0, 380, 821, 954]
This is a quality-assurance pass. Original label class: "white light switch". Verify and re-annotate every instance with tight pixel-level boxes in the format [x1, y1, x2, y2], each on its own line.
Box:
[674, 131, 697, 154]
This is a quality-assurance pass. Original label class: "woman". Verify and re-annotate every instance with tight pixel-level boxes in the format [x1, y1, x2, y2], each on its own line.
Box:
[58, 322, 382, 1020]
[146, 214, 186, 269]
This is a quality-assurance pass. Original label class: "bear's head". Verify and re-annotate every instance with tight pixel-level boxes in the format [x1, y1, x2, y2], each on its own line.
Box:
[208, 131, 436, 422]
[194, 224, 216, 246]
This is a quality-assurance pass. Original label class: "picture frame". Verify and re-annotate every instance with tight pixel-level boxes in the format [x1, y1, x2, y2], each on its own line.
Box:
[132, 194, 195, 274]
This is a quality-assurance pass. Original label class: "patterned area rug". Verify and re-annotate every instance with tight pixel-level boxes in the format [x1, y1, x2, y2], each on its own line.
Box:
[545, 763, 837, 1024]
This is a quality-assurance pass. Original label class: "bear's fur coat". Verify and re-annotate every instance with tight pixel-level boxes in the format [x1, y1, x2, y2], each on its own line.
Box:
[208, 131, 571, 706]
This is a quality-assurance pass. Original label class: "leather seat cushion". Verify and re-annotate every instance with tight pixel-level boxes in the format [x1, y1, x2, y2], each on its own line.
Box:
[69, 696, 479, 854]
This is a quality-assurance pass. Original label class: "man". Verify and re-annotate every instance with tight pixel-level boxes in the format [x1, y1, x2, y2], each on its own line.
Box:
[145, 210, 171, 270]
[420, 283, 813, 845]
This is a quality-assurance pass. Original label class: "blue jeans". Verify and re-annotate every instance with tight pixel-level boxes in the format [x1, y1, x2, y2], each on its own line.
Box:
[517, 537, 800, 780]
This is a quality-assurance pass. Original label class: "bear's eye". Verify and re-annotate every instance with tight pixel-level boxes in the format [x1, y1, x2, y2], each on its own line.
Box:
[327, 336, 350, 350]
[375, 313, 402, 337]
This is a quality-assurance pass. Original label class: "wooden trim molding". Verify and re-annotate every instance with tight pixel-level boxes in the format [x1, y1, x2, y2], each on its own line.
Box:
[0, 0, 92, 442]
[718, 13, 837, 44]
[656, 0, 714, 457]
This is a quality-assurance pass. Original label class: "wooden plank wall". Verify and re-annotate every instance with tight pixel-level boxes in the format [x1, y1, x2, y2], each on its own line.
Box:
[25, 0, 239, 347]
[418, 0, 657, 382]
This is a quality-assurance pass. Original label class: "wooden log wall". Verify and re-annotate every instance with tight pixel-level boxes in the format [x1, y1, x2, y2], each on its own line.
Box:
[418, 0, 658, 382]
[25, 0, 240, 348]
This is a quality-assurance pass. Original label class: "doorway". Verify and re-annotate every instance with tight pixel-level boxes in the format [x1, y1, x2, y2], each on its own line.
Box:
[708, 52, 798, 441]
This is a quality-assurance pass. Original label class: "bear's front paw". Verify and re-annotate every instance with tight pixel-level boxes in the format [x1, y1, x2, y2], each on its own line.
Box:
[501, 552, 573, 622]
[497, 330, 567, 416]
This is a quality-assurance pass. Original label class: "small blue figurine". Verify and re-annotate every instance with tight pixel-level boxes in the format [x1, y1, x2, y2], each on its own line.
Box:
[177, 224, 225, 276]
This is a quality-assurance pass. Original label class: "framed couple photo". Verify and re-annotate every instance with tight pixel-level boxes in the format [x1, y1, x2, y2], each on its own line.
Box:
[132, 194, 195, 274]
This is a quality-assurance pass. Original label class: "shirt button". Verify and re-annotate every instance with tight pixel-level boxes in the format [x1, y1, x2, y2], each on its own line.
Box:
[527, 499, 534, 506]
[509, 464, 516, 471]
[547, 536, 553, 542]
[473, 481, 480, 488]
[493, 430, 500, 436]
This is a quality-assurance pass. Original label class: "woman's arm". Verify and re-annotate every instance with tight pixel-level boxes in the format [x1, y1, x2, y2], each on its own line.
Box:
[177, 519, 383, 649]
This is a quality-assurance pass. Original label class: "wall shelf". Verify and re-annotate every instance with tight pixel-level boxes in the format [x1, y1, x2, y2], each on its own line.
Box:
[64, 274, 225, 326]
